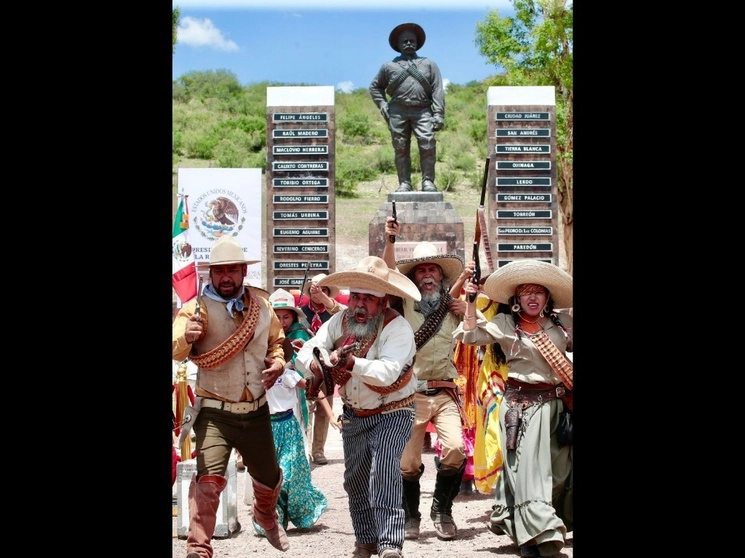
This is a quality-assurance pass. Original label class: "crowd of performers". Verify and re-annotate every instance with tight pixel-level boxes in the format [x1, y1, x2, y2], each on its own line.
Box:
[172, 232, 573, 558]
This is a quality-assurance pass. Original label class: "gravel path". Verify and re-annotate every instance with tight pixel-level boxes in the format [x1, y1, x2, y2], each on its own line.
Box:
[171, 396, 573, 558]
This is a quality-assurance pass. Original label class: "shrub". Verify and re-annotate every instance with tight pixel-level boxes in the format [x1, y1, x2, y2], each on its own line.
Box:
[182, 130, 219, 160]
[173, 129, 183, 155]
[437, 166, 460, 192]
[214, 129, 263, 168]
[338, 112, 371, 139]
[335, 150, 379, 197]
[372, 145, 395, 174]
[244, 151, 267, 171]
[469, 118, 487, 143]
[443, 134, 478, 171]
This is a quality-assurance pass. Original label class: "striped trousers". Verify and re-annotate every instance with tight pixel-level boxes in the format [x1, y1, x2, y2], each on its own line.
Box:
[341, 404, 415, 550]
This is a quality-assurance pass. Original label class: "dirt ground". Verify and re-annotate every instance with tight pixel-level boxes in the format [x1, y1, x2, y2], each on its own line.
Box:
[171, 396, 572, 558]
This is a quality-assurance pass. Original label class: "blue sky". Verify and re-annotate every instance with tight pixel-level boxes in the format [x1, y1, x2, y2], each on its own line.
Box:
[173, 0, 516, 93]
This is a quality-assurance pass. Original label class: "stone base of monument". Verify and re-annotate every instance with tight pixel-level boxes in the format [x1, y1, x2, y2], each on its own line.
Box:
[388, 191, 444, 202]
[368, 193, 465, 262]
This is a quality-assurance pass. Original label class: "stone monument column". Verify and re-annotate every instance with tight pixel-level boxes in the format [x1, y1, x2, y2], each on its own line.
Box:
[265, 86, 336, 291]
[487, 85, 559, 268]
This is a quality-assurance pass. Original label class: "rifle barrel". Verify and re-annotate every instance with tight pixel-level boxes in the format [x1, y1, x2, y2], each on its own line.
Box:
[479, 157, 490, 207]
[389, 200, 397, 244]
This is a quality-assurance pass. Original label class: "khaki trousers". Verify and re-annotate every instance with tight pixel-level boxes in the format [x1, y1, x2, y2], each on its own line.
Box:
[401, 391, 466, 477]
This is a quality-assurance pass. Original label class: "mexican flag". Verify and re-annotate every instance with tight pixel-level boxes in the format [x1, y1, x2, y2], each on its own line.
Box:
[172, 195, 198, 303]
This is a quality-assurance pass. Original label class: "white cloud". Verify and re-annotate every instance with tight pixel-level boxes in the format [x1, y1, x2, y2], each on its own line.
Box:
[443, 78, 450, 92]
[177, 16, 239, 52]
[336, 81, 354, 94]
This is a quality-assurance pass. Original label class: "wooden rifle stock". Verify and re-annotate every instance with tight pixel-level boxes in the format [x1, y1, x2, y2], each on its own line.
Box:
[194, 276, 204, 317]
[469, 242, 480, 302]
[469, 157, 490, 302]
[299, 261, 311, 305]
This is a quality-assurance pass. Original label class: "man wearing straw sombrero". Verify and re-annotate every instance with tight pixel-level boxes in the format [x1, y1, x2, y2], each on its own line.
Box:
[173, 235, 291, 555]
[455, 259, 573, 558]
[295, 256, 421, 558]
[382, 227, 477, 543]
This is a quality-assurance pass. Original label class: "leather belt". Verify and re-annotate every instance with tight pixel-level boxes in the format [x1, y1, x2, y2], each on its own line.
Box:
[505, 380, 568, 406]
[346, 394, 415, 417]
[417, 379, 456, 396]
[201, 394, 267, 414]
[390, 99, 430, 108]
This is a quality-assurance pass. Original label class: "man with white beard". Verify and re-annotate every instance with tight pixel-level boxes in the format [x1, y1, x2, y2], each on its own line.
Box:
[382, 226, 476, 543]
[295, 256, 421, 558]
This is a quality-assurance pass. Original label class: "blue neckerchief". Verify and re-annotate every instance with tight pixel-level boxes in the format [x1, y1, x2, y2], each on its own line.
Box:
[418, 298, 440, 316]
[203, 283, 246, 317]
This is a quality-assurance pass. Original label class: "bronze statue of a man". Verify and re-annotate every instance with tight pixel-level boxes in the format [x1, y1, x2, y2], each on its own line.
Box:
[370, 22, 445, 193]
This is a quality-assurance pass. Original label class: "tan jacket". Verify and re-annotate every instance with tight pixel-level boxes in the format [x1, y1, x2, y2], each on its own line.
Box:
[172, 292, 286, 402]
[453, 311, 573, 385]
[401, 297, 459, 382]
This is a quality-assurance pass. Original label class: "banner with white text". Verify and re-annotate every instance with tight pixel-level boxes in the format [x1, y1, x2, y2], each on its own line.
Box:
[178, 168, 263, 286]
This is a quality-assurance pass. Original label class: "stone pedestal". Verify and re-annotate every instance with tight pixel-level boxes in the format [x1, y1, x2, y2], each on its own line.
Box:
[368, 191, 465, 262]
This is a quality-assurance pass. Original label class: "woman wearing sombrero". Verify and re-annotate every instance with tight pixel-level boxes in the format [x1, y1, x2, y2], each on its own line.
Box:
[454, 259, 573, 558]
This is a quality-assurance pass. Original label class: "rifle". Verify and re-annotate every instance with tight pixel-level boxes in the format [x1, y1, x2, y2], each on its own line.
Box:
[469, 241, 480, 302]
[194, 276, 204, 317]
[308, 342, 360, 400]
[389, 200, 397, 243]
[469, 157, 493, 301]
[299, 261, 311, 305]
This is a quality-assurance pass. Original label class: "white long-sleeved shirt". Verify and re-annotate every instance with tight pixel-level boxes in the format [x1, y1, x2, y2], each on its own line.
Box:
[295, 311, 417, 411]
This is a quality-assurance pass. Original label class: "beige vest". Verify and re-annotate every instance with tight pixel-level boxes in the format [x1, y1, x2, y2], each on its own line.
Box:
[192, 295, 275, 401]
[402, 297, 459, 381]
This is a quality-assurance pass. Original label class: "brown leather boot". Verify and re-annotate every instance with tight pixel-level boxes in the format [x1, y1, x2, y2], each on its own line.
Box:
[430, 461, 464, 540]
[312, 407, 330, 464]
[351, 542, 378, 557]
[402, 465, 424, 540]
[251, 471, 290, 552]
[186, 474, 227, 558]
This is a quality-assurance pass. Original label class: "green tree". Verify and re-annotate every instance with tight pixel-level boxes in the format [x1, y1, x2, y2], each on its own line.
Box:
[173, 7, 180, 54]
[475, 0, 573, 273]
[174, 70, 244, 103]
